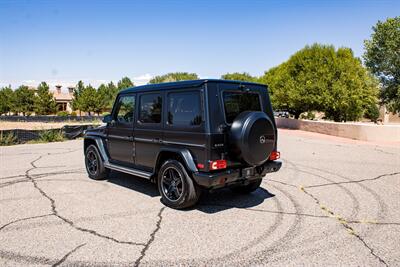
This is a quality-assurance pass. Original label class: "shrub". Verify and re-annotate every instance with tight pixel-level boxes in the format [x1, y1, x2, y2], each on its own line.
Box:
[0, 132, 18, 146]
[70, 111, 77, 117]
[102, 112, 110, 116]
[365, 104, 380, 122]
[38, 130, 65, 142]
[57, 111, 69, 117]
[300, 112, 316, 120]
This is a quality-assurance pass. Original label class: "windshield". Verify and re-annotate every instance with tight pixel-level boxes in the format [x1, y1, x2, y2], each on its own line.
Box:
[223, 92, 262, 123]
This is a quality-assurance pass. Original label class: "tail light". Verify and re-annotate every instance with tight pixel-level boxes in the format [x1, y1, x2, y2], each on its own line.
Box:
[196, 163, 205, 169]
[209, 160, 227, 170]
[269, 151, 280, 160]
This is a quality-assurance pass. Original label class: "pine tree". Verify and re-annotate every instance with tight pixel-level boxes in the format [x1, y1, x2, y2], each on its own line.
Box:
[11, 85, 35, 116]
[117, 77, 134, 90]
[34, 82, 56, 115]
[0, 86, 13, 115]
[71, 80, 85, 115]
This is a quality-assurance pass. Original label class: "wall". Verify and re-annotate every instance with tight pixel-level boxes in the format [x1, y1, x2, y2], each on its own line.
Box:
[275, 118, 400, 142]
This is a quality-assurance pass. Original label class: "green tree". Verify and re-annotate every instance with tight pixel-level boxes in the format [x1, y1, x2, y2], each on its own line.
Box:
[149, 72, 199, 84]
[0, 86, 13, 115]
[79, 84, 99, 115]
[96, 81, 120, 113]
[221, 72, 257, 82]
[11, 85, 35, 116]
[261, 44, 379, 121]
[34, 82, 56, 115]
[107, 81, 119, 107]
[71, 80, 85, 115]
[324, 48, 379, 122]
[117, 77, 134, 90]
[364, 103, 380, 123]
[97, 83, 113, 113]
[364, 16, 400, 113]
[259, 65, 290, 110]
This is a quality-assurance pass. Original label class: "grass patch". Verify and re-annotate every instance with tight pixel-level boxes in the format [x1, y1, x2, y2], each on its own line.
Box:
[27, 129, 65, 144]
[0, 132, 18, 146]
[38, 129, 65, 142]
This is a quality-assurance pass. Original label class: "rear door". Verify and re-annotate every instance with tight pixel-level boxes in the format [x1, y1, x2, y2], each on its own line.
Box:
[134, 92, 163, 171]
[107, 94, 135, 165]
[163, 88, 206, 164]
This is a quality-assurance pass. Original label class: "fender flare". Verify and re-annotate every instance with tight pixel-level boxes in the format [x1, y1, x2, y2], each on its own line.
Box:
[156, 147, 198, 173]
[84, 136, 110, 163]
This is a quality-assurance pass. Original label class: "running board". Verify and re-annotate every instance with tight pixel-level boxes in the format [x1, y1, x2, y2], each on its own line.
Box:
[90, 137, 153, 180]
[104, 163, 152, 179]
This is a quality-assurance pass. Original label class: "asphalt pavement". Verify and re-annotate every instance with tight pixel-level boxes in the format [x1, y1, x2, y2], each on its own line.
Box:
[0, 129, 399, 266]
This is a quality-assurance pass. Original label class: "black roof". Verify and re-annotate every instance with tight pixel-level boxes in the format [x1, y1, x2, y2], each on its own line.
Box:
[119, 79, 265, 94]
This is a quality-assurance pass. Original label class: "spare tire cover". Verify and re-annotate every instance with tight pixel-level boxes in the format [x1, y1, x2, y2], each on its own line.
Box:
[229, 111, 276, 166]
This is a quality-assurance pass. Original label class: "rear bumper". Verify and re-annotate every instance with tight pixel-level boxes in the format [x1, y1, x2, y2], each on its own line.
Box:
[193, 160, 282, 189]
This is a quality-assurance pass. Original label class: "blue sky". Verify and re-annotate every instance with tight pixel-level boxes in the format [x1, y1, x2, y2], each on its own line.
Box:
[0, 0, 399, 89]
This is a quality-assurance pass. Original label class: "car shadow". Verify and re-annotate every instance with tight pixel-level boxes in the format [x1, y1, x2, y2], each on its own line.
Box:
[107, 171, 275, 213]
[107, 171, 159, 197]
[196, 187, 275, 214]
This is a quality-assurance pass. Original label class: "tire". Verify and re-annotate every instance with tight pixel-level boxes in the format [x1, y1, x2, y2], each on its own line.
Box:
[231, 179, 262, 194]
[85, 144, 109, 180]
[229, 111, 276, 166]
[157, 160, 201, 209]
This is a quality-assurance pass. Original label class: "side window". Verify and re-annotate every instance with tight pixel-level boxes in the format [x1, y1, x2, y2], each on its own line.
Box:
[114, 95, 135, 123]
[139, 93, 162, 123]
[168, 91, 202, 126]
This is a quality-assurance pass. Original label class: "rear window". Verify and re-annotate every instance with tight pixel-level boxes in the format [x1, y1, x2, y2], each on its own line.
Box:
[223, 92, 261, 123]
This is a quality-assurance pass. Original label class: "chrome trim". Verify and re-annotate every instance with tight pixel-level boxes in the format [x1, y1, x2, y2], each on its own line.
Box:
[134, 137, 205, 148]
[162, 140, 205, 148]
[134, 137, 156, 143]
[104, 162, 152, 179]
[108, 134, 132, 141]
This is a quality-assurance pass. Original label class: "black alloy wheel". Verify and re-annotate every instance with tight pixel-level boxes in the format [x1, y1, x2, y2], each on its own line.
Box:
[86, 149, 98, 176]
[85, 144, 109, 180]
[157, 160, 201, 209]
[161, 166, 184, 202]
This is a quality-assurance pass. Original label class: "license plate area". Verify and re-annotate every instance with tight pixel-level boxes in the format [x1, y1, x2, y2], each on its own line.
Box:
[243, 167, 255, 178]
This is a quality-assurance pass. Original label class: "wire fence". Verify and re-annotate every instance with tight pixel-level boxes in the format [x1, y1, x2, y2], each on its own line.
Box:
[0, 125, 96, 144]
[0, 115, 103, 122]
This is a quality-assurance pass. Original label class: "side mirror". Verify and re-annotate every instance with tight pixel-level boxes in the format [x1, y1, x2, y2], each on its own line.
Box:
[102, 114, 113, 123]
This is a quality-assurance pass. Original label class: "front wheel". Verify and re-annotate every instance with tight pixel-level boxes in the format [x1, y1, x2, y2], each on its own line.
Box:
[231, 179, 262, 194]
[157, 160, 201, 209]
[85, 144, 109, 180]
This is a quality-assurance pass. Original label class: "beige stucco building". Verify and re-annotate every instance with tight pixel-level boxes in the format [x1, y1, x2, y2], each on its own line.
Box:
[52, 85, 74, 112]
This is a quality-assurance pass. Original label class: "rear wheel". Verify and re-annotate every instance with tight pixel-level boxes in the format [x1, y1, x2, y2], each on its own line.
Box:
[157, 160, 201, 209]
[85, 144, 109, 180]
[231, 179, 262, 194]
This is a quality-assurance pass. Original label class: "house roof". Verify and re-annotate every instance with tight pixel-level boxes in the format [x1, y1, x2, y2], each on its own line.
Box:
[53, 91, 73, 101]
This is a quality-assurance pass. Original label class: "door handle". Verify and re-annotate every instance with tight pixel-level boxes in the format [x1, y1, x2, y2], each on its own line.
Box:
[153, 138, 163, 143]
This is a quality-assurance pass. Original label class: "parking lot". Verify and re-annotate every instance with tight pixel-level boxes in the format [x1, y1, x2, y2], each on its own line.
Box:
[0, 129, 399, 266]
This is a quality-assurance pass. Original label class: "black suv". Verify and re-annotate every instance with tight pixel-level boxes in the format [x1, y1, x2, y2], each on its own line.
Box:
[84, 79, 281, 209]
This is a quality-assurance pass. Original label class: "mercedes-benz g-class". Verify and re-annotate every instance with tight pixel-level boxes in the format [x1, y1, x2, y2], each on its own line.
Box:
[84, 79, 281, 209]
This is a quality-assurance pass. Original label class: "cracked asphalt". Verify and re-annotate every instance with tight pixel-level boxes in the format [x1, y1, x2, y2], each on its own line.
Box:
[0, 129, 399, 266]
